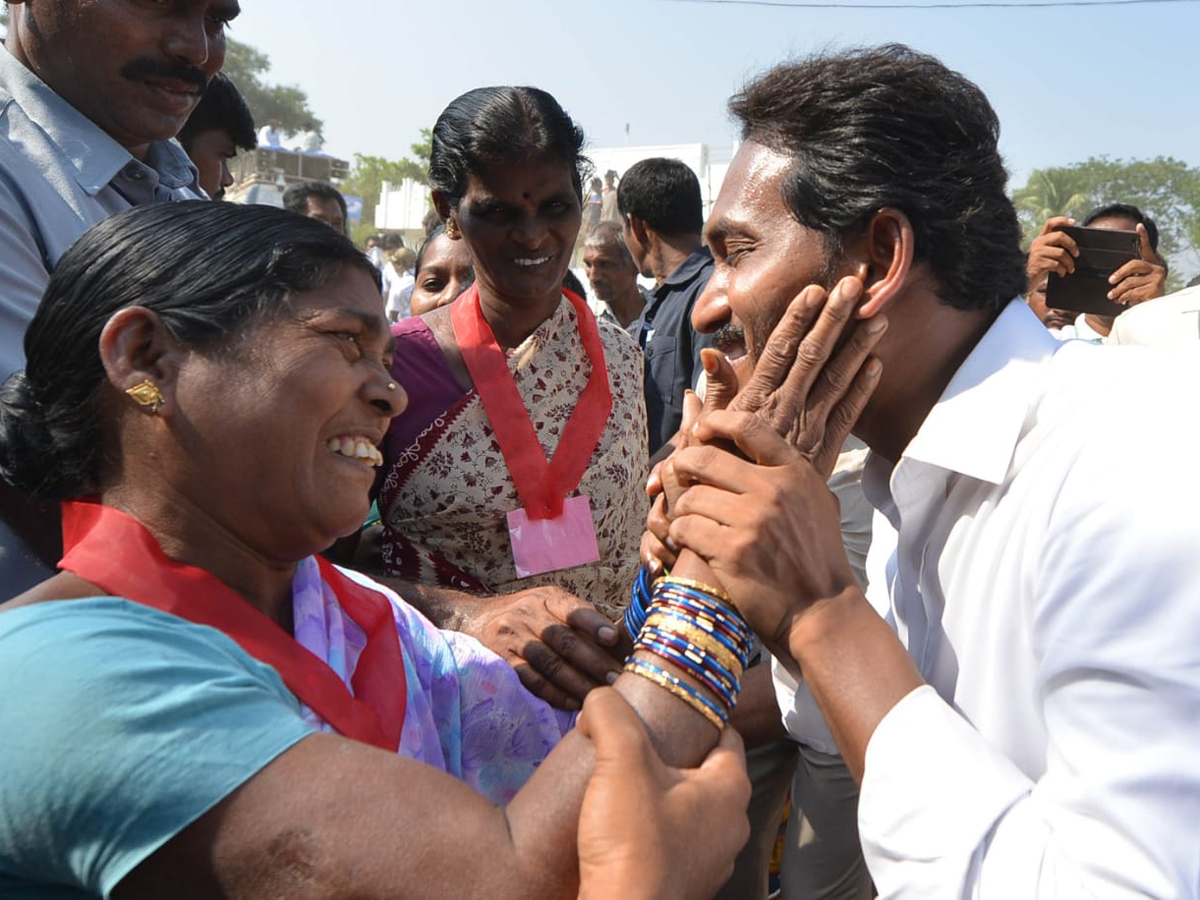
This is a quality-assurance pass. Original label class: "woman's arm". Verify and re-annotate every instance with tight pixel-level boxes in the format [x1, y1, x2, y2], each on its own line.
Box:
[115, 656, 733, 899]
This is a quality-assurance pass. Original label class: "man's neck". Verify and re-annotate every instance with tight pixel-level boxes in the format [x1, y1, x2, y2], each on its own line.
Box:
[853, 290, 1000, 464]
[647, 233, 703, 284]
[607, 287, 645, 329]
[1083, 312, 1114, 337]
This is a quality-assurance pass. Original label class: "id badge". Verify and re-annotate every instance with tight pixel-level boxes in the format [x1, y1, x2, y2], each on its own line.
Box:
[506, 495, 601, 578]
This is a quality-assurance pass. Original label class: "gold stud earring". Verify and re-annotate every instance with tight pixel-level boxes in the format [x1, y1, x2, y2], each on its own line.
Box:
[125, 379, 165, 413]
[445, 220, 459, 240]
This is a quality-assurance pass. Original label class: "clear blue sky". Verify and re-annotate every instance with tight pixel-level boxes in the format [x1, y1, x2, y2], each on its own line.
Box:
[232, 0, 1200, 189]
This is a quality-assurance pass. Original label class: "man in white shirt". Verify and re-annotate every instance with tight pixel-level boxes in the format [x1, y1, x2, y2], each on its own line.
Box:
[294, 121, 322, 154]
[1108, 282, 1200, 346]
[257, 118, 282, 148]
[664, 45, 1200, 898]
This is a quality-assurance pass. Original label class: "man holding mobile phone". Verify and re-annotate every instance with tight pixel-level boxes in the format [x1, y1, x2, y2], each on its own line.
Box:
[1024, 204, 1167, 341]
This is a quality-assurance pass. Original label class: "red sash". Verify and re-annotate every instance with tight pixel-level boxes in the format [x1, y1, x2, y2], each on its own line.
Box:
[59, 499, 406, 751]
[450, 286, 612, 520]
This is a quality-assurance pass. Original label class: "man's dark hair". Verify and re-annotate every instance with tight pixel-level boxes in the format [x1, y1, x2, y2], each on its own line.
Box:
[0, 202, 375, 500]
[428, 86, 591, 206]
[616, 158, 703, 238]
[729, 44, 1026, 313]
[177, 73, 257, 154]
[584, 220, 636, 269]
[1083, 203, 1160, 253]
[282, 180, 348, 224]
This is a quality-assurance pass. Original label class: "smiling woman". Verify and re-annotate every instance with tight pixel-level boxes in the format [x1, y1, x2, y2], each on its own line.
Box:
[0, 201, 749, 900]
[375, 86, 649, 668]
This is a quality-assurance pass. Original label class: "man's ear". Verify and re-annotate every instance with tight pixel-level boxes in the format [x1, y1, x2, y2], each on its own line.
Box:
[853, 207, 914, 319]
[98, 307, 182, 416]
[625, 215, 651, 250]
[431, 190, 454, 227]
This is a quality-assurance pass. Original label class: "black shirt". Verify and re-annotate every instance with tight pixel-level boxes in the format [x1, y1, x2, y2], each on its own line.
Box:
[632, 247, 716, 454]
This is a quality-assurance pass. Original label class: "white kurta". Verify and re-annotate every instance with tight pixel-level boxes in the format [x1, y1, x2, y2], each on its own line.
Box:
[785, 300, 1200, 898]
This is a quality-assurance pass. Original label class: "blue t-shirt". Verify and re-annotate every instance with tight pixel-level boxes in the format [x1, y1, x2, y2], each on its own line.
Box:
[0, 599, 314, 898]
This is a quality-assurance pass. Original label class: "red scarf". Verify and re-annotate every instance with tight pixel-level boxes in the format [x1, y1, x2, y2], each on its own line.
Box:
[59, 499, 406, 751]
[451, 286, 612, 520]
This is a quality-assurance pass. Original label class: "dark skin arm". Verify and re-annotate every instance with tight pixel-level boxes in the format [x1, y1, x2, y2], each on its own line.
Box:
[113, 626, 731, 899]
[577, 687, 751, 900]
[647, 275, 922, 779]
[667, 413, 923, 781]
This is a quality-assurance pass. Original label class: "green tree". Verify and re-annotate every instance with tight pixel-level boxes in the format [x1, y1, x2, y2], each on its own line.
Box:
[1013, 168, 1092, 240]
[342, 129, 433, 243]
[222, 38, 321, 135]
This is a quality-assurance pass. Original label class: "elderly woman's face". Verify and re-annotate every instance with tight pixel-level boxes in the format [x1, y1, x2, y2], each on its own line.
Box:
[451, 158, 581, 308]
[173, 265, 404, 556]
[410, 233, 475, 316]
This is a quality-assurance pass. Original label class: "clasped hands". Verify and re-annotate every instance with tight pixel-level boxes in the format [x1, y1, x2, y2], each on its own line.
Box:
[466, 276, 886, 710]
[642, 276, 884, 658]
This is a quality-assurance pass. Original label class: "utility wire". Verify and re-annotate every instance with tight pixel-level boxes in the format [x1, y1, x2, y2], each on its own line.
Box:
[668, 0, 1196, 9]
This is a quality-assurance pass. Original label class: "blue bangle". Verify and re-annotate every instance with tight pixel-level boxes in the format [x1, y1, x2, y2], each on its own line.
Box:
[625, 657, 729, 727]
[636, 634, 741, 708]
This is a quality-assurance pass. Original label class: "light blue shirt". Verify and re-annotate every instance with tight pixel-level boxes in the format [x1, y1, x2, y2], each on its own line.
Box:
[0, 599, 314, 898]
[0, 45, 202, 379]
[0, 45, 203, 594]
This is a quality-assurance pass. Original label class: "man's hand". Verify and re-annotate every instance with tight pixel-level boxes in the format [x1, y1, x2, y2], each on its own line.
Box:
[460, 586, 625, 711]
[641, 276, 882, 576]
[719, 277, 885, 478]
[1108, 223, 1167, 308]
[1025, 216, 1079, 292]
[577, 687, 751, 900]
[666, 410, 860, 655]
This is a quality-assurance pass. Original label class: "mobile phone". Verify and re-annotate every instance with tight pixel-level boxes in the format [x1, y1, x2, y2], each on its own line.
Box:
[1044, 225, 1140, 317]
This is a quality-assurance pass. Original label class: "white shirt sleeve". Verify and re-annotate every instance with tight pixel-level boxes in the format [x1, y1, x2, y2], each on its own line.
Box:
[859, 442, 1200, 899]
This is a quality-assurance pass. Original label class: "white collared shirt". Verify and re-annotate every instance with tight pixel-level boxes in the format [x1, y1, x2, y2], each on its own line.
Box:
[1049, 311, 1108, 343]
[786, 300, 1200, 897]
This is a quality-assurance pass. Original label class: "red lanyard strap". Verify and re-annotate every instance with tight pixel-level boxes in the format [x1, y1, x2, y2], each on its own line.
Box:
[59, 499, 406, 751]
[451, 286, 613, 520]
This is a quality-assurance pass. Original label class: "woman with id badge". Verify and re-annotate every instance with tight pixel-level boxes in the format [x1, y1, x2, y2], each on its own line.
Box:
[377, 87, 648, 630]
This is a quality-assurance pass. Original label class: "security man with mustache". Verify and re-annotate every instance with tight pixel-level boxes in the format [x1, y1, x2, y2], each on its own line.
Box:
[0, 0, 239, 593]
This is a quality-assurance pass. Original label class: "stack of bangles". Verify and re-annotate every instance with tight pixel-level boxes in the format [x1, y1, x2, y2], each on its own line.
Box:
[622, 568, 754, 729]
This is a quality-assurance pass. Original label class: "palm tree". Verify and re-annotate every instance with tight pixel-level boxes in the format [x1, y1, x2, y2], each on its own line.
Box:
[1013, 167, 1092, 245]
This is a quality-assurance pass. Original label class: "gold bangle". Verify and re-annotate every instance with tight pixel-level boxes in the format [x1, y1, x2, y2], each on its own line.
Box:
[654, 574, 734, 605]
[643, 614, 745, 676]
[625, 658, 725, 730]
